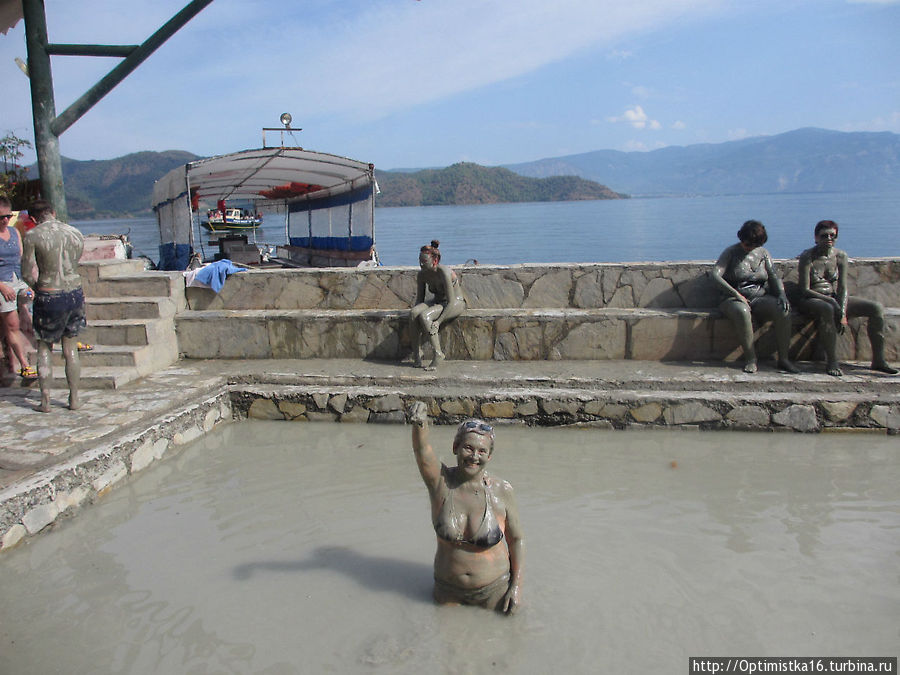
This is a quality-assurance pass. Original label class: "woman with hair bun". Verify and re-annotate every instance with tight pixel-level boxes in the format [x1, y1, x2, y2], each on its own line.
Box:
[410, 240, 466, 370]
[711, 220, 799, 374]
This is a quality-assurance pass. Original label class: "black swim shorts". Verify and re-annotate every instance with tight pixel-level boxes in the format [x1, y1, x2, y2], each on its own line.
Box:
[32, 288, 86, 343]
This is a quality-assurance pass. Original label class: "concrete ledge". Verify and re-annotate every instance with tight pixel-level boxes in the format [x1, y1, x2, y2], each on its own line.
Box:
[2, 358, 897, 553]
[184, 258, 900, 311]
[176, 306, 899, 362]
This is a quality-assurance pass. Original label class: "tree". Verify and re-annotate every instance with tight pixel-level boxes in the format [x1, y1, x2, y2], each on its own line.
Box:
[0, 132, 37, 208]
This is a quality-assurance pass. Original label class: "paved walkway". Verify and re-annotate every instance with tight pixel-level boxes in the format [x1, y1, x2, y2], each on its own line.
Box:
[3, 357, 898, 492]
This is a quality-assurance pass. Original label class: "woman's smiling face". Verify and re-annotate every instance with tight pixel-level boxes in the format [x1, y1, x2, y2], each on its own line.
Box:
[454, 432, 493, 476]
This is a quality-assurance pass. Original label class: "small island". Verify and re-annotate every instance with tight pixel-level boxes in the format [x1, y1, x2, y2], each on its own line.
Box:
[375, 162, 627, 207]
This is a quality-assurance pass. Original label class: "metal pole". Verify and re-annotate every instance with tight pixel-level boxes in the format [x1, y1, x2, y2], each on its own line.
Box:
[22, 0, 67, 220]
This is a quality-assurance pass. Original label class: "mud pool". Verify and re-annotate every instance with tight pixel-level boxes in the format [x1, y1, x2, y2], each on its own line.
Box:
[1, 422, 898, 673]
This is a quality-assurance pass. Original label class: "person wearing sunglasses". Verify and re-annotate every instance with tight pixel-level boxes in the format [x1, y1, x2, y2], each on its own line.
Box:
[794, 220, 897, 376]
[711, 219, 799, 374]
[0, 196, 34, 378]
[408, 401, 524, 614]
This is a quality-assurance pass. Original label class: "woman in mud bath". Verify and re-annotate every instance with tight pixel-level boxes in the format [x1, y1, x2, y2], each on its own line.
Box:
[408, 401, 524, 614]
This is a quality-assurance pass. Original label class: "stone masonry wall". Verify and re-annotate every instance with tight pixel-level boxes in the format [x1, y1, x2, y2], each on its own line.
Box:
[177, 259, 899, 363]
[185, 259, 899, 311]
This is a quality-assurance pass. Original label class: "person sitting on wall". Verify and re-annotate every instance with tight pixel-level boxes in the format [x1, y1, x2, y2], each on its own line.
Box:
[408, 401, 524, 614]
[410, 240, 466, 370]
[794, 220, 898, 376]
[710, 220, 800, 374]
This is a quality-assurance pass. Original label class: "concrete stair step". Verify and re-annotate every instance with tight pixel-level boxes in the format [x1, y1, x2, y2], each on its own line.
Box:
[11, 364, 142, 390]
[84, 272, 183, 301]
[231, 358, 900, 396]
[50, 343, 168, 369]
[85, 296, 176, 321]
[78, 258, 148, 283]
[79, 317, 175, 348]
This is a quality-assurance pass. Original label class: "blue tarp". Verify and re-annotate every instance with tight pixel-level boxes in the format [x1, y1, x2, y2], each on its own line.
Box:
[158, 243, 191, 271]
[287, 236, 374, 252]
[193, 259, 245, 292]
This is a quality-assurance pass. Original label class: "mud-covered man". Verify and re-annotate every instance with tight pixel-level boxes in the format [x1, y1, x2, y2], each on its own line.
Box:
[22, 200, 85, 412]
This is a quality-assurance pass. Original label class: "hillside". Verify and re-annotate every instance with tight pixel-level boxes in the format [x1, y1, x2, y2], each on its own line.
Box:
[30, 150, 199, 219]
[504, 128, 900, 196]
[375, 162, 625, 207]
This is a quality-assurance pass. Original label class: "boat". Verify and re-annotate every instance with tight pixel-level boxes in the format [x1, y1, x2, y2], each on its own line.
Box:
[151, 145, 377, 270]
[201, 206, 263, 231]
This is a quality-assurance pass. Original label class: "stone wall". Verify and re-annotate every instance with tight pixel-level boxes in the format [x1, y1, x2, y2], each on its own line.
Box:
[177, 258, 899, 363]
[185, 258, 900, 311]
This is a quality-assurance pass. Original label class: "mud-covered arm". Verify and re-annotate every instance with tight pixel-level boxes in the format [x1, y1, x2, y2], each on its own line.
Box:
[408, 401, 441, 494]
[763, 252, 790, 313]
[20, 234, 37, 288]
[835, 251, 849, 322]
[499, 482, 524, 615]
[710, 247, 747, 303]
[414, 272, 426, 306]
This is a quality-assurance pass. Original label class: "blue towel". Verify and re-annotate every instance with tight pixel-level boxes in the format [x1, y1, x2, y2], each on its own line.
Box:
[194, 259, 245, 293]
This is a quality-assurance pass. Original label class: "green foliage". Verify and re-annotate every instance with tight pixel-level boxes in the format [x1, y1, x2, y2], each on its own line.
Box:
[0, 132, 33, 208]
[375, 162, 625, 207]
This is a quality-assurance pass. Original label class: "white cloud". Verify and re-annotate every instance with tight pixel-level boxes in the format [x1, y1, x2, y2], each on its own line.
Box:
[607, 105, 662, 130]
[204, 0, 726, 120]
[672, 120, 687, 130]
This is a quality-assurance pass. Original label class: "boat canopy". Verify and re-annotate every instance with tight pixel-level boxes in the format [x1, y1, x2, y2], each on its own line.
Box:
[151, 147, 375, 270]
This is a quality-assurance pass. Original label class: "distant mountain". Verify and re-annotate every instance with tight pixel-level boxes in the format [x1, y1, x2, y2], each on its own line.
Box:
[375, 162, 625, 207]
[29, 150, 199, 219]
[504, 128, 900, 196]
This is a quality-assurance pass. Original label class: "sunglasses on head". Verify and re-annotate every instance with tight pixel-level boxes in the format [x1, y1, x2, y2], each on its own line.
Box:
[462, 420, 493, 434]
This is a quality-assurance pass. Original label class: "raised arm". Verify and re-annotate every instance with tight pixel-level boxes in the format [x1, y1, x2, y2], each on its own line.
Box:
[408, 401, 442, 494]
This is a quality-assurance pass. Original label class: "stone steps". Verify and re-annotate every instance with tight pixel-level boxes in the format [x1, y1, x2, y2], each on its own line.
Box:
[18, 262, 186, 389]
[86, 272, 184, 300]
[85, 296, 177, 321]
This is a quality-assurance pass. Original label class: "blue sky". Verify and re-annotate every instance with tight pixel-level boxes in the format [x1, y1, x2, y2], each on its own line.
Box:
[2, 0, 898, 170]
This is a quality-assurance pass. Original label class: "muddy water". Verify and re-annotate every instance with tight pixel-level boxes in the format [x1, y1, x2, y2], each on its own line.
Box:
[1, 423, 898, 673]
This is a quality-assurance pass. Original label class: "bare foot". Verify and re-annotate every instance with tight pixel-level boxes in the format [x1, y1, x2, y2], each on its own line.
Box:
[425, 352, 445, 371]
[826, 362, 843, 377]
[743, 360, 758, 374]
[68, 393, 81, 410]
[36, 394, 51, 413]
[778, 359, 800, 374]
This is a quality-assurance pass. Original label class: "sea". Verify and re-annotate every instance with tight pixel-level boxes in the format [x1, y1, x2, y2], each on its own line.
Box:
[72, 191, 900, 268]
